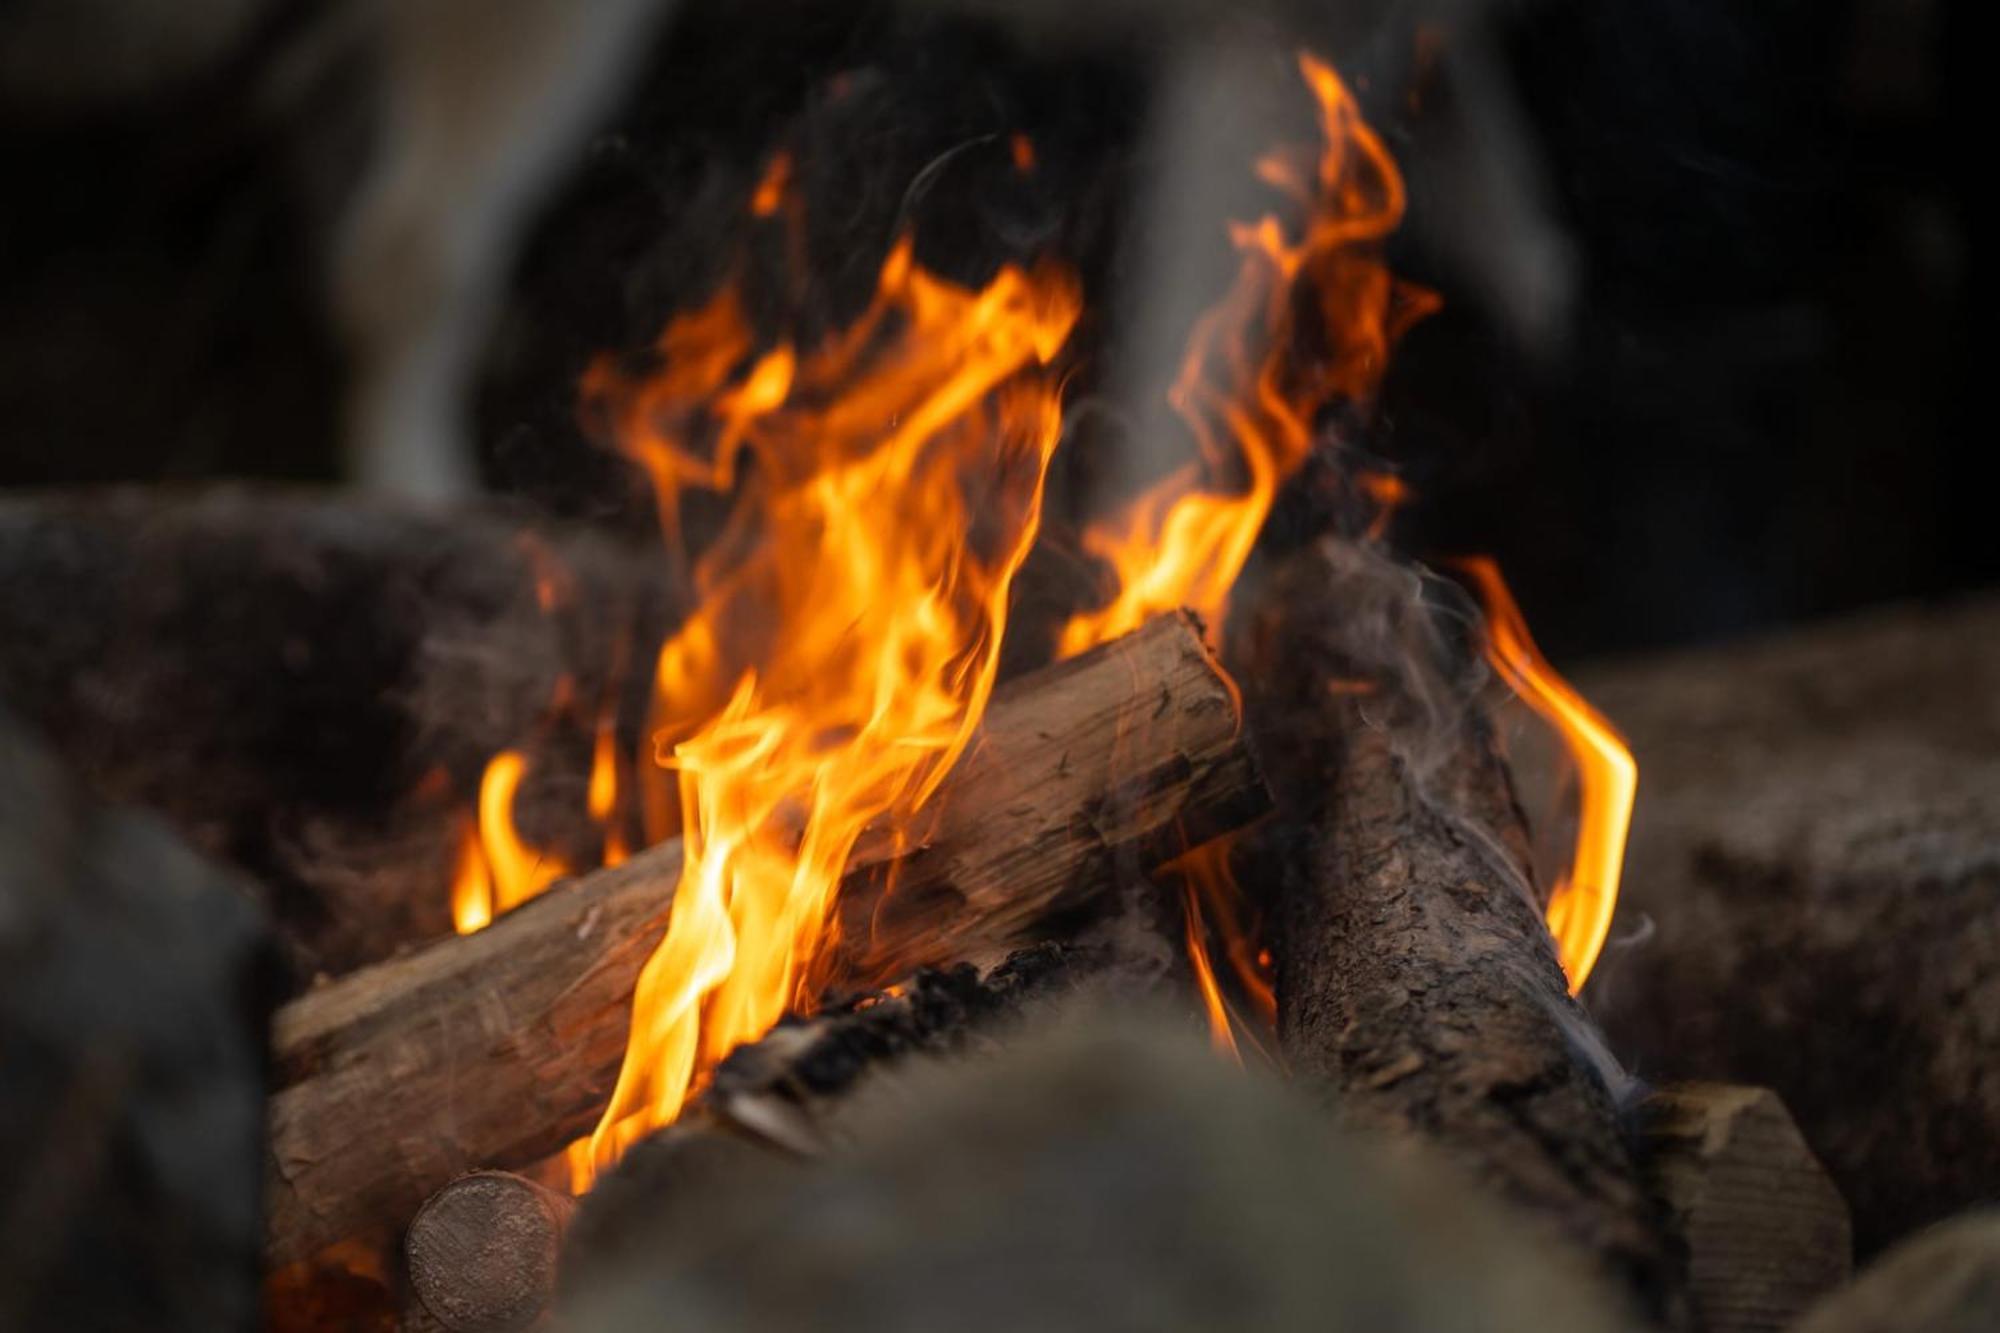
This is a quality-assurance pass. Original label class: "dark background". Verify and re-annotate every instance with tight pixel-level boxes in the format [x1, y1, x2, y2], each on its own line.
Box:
[0, 0, 1983, 661]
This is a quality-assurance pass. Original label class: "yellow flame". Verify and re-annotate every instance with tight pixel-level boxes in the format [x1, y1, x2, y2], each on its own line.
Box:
[577, 228, 1080, 1178]
[1057, 54, 1435, 656]
[450, 750, 572, 935]
[1456, 557, 1634, 991]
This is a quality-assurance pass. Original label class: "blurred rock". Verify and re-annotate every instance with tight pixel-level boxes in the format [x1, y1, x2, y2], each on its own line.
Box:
[1796, 1210, 2000, 1333]
[0, 707, 277, 1332]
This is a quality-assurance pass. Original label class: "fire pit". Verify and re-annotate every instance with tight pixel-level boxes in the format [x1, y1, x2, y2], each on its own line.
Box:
[3, 3, 1991, 1332]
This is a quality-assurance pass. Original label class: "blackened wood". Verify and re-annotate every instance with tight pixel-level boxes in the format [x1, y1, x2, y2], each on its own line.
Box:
[1575, 594, 2000, 1255]
[1238, 538, 1684, 1325]
[265, 613, 1266, 1267]
[562, 942, 1132, 1295]
[406, 1171, 575, 1333]
[0, 486, 678, 981]
[1634, 1083, 1850, 1333]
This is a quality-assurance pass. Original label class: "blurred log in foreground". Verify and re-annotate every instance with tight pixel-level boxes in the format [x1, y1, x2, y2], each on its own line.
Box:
[560, 1012, 1636, 1333]
[1, 707, 276, 1333]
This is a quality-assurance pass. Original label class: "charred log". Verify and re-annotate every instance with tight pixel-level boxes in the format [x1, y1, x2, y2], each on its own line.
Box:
[1238, 537, 1685, 1325]
[562, 940, 1142, 1296]
[264, 613, 1266, 1266]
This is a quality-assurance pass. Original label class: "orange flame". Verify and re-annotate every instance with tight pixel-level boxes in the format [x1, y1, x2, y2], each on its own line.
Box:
[1057, 55, 1436, 656]
[1456, 557, 1634, 992]
[450, 750, 571, 935]
[577, 229, 1080, 1176]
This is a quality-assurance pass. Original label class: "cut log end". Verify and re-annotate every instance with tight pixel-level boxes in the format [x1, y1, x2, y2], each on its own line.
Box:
[405, 1171, 576, 1333]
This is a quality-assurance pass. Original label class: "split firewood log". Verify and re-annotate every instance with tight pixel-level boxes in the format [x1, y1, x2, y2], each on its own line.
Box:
[265, 612, 1266, 1267]
[1633, 1083, 1851, 1333]
[1237, 537, 1687, 1326]
[1574, 593, 2000, 1255]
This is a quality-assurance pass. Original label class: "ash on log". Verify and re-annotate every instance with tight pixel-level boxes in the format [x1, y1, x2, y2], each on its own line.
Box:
[1634, 1083, 1851, 1333]
[1239, 538, 1686, 1324]
[266, 613, 1266, 1267]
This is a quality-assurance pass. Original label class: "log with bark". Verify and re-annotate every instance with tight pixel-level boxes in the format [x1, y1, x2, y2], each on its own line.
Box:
[1237, 538, 1686, 1325]
[0, 486, 680, 981]
[265, 612, 1266, 1267]
[1574, 593, 2000, 1255]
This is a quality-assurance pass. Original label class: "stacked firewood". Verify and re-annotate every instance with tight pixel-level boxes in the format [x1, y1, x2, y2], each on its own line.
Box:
[9, 491, 2000, 1332]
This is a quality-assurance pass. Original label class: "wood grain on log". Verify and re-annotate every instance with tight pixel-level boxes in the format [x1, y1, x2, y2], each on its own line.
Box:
[1574, 594, 2000, 1255]
[1635, 1083, 1851, 1333]
[1239, 538, 1685, 1324]
[406, 1171, 575, 1333]
[265, 613, 1265, 1267]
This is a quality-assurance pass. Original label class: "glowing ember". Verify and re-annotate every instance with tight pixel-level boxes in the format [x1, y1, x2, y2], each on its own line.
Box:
[576, 229, 1080, 1177]
[1456, 557, 1636, 992]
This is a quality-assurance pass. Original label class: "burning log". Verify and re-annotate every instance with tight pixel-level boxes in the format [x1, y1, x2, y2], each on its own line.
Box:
[1634, 1083, 1851, 1333]
[265, 612, 1265, 1267]
[1239, 538, 1686, 1323]
[404, 1171, 576, 1333]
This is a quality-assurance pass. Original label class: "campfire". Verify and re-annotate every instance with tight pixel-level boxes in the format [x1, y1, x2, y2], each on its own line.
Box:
[3, 5, 1992, 1333]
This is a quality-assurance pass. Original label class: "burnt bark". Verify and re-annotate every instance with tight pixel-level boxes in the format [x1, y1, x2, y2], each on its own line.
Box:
[1239, 537, 1685, 1325]
[264, 613, 1266, 1267]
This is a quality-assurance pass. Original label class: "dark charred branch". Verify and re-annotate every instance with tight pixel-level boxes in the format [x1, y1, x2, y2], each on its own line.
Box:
[560, 940, 1154, 1295]
[1238, 537, 1686, 1326]
[264, 613, 1266, 1267]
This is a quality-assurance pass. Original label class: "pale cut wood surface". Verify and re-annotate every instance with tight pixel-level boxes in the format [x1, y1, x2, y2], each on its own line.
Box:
[1636, 1083, 1851, 1333]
